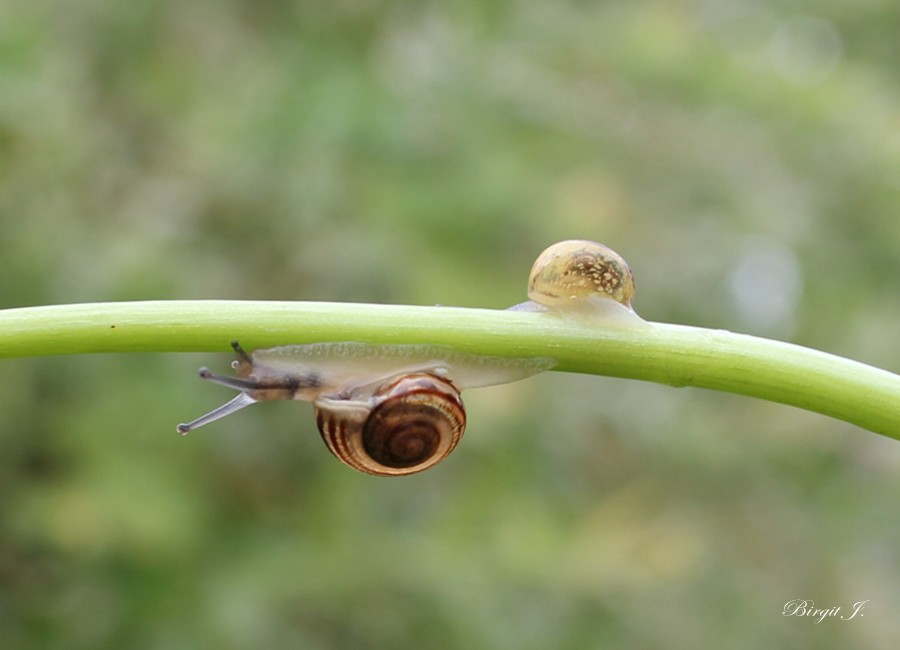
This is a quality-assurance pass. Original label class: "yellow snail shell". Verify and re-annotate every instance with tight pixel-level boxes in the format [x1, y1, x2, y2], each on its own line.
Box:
[511, 239, 647, 328]
[178, 341, 553, 476]
[529, 239, 635, 307]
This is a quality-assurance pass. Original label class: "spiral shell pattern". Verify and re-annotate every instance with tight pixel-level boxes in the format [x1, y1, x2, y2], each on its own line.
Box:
[316, 373, 465, 476]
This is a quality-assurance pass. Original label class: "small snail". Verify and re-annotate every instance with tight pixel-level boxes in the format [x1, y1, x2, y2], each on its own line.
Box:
[178, 341, 553, 476]
[509, 239, 647, 328]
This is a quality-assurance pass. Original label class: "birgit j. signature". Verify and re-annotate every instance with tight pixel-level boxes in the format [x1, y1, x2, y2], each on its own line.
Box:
[782, 599, 869, 623]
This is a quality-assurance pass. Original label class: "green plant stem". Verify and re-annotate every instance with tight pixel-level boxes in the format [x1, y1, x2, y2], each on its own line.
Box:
[1, 300, 898, 439]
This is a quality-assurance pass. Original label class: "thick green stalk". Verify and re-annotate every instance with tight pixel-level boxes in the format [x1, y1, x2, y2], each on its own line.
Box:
[0, 300, 898, 439]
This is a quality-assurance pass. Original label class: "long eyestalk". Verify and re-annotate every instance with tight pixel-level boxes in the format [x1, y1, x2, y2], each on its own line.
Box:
[177, 391, 256, 434]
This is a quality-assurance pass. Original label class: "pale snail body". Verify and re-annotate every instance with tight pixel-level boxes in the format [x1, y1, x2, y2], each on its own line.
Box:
[510, 239, 648, 328]
[178, 341, 554, 476]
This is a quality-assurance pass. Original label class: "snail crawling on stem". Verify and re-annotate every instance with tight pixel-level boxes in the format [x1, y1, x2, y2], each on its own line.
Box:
[509, 239, 647, 328]
[178, 240, 643, 475]
[177, 341, 554, 476]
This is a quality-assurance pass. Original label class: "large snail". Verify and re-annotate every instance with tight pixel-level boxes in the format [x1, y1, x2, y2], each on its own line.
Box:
[178, 240, 641, 475]
[178, 341, 553, 476]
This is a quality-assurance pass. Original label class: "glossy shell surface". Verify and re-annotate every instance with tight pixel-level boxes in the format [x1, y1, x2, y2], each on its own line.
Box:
[528, 239, 635, 308]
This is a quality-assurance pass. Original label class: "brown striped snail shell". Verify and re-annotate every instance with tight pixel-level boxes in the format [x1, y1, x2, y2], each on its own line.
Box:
[315, 372, 465, 476]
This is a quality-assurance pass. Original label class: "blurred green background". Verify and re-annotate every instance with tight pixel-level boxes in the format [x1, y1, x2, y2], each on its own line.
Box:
[2, 0, 899, 648]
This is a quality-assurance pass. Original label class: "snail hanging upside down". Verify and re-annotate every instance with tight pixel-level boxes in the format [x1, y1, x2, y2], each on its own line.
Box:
[177, 341, 553, 476]
[178, 240, 643, 475]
